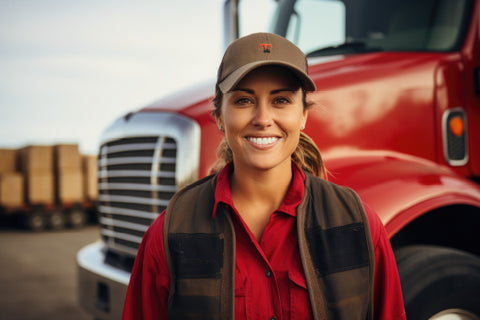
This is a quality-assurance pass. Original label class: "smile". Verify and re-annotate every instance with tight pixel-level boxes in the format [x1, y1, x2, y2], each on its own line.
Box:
[247, 137, 279, 145]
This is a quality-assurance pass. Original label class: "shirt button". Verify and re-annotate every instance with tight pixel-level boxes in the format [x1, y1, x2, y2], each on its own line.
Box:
[270, 317, 278, 320]
[265, 270, 272, 277]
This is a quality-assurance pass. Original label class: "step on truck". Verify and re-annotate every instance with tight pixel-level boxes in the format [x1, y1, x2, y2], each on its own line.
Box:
[77, 0, 480, 319]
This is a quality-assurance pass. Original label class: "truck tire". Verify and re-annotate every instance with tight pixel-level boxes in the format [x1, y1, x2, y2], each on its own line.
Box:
[66, 208, 87, 229]
[47, 210, 65, 230]
[24, 211, 46, 231]
[394, 245, 480, 320]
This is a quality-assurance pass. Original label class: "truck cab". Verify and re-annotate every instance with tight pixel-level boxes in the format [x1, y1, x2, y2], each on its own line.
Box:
[77, 0, 480, 319]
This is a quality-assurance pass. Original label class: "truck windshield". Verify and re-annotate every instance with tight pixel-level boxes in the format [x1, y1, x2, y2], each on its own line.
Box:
[268, 0, 473, 57]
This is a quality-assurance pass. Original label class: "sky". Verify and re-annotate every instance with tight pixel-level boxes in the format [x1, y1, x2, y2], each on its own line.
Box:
[0, 0, 273, 155]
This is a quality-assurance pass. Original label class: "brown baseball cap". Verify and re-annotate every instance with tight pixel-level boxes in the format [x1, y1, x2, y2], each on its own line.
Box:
[216, 32, 316, 93]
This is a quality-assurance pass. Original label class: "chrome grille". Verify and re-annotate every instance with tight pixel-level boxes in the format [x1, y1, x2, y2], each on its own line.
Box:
[98, 136, 178, 256]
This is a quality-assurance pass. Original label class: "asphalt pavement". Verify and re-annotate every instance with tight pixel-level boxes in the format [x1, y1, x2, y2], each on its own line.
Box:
[0, 222, 100, 320]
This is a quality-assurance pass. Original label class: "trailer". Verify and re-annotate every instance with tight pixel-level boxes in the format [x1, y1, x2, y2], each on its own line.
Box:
[0, 144, 97, 231]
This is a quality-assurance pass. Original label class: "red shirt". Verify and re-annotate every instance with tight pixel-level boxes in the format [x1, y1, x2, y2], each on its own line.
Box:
[122, 164, 406, 320]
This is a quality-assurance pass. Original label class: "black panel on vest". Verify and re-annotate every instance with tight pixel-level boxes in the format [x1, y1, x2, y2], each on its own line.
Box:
[169, 233, 224, 278]
[306, 222, 369, 276]
[170, 295, 221, 320]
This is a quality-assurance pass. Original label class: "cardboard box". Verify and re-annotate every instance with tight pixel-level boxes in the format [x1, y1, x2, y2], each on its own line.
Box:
[56, 170, 84, 203]
[83, 155, 98, 200]
[19, 145, 54, 174]
[54, 144, 82, 171]
[0, 149, 18, 174]
[0, 173, 24, 208]
[25, 172, 55, 205]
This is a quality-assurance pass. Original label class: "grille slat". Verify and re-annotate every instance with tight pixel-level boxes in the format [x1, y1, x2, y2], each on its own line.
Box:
[99, 205, 159, 220]
[99, 194, 170, 206]
[101, 229, 144, 245]
[98, 183, 177, 192]
[102, 143, 158, 153]
[99, 136, 177, 257]
[98, 170, 175, 178]
[100, 217, 150, 232]
[100, 156, 177, 166]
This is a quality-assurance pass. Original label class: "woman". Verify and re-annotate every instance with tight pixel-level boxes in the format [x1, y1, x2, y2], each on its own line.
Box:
[122, 33, 406, 320]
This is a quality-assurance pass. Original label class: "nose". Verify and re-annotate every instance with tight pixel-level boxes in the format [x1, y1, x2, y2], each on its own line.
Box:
[252, 102, 273, 128]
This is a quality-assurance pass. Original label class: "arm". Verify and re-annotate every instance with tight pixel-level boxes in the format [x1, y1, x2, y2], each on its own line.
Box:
[364, 205, 406, 320]
[122, 212, 170, 320]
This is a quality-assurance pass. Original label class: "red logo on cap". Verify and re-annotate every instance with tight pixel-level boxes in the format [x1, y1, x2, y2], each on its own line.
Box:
[259, 43, 272, 53]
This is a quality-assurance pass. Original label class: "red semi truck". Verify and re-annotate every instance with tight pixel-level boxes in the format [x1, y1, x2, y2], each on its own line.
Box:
[77, 0, 480, 319]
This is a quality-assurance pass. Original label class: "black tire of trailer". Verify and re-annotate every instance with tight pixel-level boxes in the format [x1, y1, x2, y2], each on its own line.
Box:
[47, 209, 65, 230]
[23, 211, 46, 231]
[66, 207, 87, 229]
[394, 245, 480, 320]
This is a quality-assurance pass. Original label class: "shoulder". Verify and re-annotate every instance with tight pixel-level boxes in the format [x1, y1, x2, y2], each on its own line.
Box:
[144, 212, 166, 255]
[168, 174, 216, 209]
[129, 210, 168, 274]
[305, 173, 364, 211]
[362, 203, 383, 249]
[305, 173, 383, 243]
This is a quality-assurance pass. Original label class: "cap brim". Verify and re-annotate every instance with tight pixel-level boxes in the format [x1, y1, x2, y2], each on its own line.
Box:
[218, 60, 316, 93]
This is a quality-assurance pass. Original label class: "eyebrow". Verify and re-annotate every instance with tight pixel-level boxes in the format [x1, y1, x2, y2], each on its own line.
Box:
[230, 88, 297, 94]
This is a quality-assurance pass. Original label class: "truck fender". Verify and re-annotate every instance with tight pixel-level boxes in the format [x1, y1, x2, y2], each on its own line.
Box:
[324, 150, 480, 236]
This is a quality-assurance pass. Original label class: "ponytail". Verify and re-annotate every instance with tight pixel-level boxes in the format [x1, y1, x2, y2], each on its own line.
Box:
[292, 132, 326, 178]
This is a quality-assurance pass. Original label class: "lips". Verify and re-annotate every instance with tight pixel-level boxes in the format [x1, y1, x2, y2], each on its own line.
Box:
[246, 136, 279, 145]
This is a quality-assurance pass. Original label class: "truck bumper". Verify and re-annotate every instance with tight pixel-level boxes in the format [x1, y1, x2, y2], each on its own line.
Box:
[77, 241, 130, 320]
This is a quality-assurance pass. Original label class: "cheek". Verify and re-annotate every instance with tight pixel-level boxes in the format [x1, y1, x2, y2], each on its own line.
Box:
[284, 110, 306, 131]
[223, 108, 250, 132]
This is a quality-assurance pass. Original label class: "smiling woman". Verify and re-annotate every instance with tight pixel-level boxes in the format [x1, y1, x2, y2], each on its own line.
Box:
[122, 32, 406, 320]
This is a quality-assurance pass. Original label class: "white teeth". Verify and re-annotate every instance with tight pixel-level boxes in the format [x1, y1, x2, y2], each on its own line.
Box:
[247, 137, 278, 145]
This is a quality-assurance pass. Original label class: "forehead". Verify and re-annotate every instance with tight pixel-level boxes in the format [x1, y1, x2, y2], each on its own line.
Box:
[234, 66, 302, 90]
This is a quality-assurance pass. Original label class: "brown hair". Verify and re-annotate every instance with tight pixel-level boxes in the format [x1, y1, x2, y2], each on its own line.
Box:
[211, 87, 326, 179]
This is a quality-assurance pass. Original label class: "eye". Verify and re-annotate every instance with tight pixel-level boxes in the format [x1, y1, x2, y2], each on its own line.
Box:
[235, 97, 253, 105]
[273, 97, 291, 105]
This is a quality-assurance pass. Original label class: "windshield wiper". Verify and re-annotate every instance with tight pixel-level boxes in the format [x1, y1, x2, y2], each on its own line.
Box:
[307, 41, 383, 57]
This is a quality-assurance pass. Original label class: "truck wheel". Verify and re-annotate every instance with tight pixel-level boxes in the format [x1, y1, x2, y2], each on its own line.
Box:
[47, 210, 65, 230]
[66, 208, 87, 229]
[394, 245, 480, 320]
[24, 211, 46, 231]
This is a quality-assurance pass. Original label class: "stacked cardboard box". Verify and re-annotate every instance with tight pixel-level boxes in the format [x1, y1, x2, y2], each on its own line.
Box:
[19, 145, 55, 205]
[0, 149, 17, 173]
[54, 144, 84, 203]
[83, 155, 98, 201]
[0, 149, 24, 208]
[0, 174, 23, 207]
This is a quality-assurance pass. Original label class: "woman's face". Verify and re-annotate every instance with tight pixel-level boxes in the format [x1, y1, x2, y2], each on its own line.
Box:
[217, 66, 307, 173]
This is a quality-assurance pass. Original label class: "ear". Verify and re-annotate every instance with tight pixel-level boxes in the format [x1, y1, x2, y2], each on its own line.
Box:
[301, 110, 309, 129]
[216, 116, 224, 131]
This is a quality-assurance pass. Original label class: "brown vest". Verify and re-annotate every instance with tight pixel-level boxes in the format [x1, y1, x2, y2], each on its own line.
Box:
[163, 173, 375, 320]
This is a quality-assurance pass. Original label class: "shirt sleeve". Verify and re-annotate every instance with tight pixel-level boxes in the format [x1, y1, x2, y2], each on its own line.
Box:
[122, 212, 170, 320]
[364, 204, 407, 320]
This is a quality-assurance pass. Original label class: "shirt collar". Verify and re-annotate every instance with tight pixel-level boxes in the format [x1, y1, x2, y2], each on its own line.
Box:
[212, 162, 306, 218]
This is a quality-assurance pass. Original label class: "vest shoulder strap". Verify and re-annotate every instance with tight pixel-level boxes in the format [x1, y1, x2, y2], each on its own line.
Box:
[163, 174, 235, 320]
[298, 174, 375, 320]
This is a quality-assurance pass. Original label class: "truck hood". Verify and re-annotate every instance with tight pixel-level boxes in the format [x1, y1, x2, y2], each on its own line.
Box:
[139, 51, 446, 122]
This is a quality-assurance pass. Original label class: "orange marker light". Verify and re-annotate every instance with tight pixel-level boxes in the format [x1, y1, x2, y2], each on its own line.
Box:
[449, 116, 464, 137]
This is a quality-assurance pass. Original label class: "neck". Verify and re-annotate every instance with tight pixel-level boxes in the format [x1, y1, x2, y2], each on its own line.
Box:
[230, 161, 293, 241]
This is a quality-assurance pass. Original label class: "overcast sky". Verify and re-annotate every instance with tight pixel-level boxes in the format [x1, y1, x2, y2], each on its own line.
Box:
[0, 0, 272, 154]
